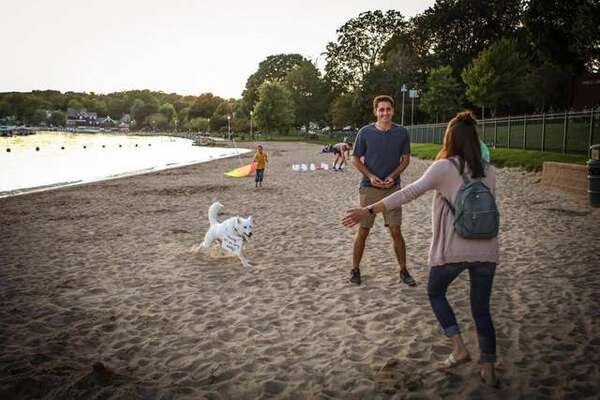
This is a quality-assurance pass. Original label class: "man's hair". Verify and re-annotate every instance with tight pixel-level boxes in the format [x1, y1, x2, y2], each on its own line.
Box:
[435, 110, 485, 178]
[373, 95, 394, 111]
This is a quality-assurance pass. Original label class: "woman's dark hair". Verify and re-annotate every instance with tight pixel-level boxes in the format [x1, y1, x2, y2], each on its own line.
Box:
[435, 111, 485, 178]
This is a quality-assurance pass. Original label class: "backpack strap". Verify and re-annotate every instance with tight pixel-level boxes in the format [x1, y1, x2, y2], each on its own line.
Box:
[448, 157, 471, 185]
[441, 158, 469, 214]
[441, 194, 455, 214]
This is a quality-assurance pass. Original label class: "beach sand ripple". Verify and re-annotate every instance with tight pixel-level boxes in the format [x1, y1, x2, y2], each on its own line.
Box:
[1, 142, 599, 399]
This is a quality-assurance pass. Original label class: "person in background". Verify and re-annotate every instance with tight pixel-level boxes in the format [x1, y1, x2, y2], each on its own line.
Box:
[332, 141, 352, 171]
[342, 111, 499, 387]
[253, 144, 268, 188]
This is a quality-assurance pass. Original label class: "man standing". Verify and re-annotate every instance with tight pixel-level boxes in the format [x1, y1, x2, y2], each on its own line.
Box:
[349, 95, 416, 287]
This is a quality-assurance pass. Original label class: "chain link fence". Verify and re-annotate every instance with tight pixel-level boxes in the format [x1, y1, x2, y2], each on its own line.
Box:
[407, 110, 600, 154]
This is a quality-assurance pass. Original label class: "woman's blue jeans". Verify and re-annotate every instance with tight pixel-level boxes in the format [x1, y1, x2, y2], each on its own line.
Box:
[427, 262, 497, 363]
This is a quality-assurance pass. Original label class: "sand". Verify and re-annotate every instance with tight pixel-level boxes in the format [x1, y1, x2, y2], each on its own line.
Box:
[1, 142, 599, 400]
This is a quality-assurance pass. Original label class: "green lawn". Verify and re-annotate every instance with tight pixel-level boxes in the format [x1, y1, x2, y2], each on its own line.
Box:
[411, 143, 588, 171]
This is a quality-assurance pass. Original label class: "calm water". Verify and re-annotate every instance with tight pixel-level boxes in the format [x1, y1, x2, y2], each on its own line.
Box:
[0, 132, 250, 197]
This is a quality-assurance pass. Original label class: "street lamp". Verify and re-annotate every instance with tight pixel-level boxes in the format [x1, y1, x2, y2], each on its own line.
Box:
[409, 89, 419, 126]
[227, 115, 231, 140]
[400, 84, 407, 126]
[250, 111, 253, 140]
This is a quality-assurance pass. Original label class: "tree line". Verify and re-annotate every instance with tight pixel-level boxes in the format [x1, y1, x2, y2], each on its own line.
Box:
[1, 0, 598, 134]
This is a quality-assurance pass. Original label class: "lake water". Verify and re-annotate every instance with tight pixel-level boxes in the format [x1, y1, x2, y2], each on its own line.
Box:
[0, 132, 250, 197]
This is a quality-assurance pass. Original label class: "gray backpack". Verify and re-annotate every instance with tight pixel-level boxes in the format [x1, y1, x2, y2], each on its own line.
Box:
[442, 158, 499, 239]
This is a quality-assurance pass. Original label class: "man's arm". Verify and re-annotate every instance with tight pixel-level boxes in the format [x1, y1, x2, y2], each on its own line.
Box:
[383, 154, 410, 187]
[351, 155, 385, 187]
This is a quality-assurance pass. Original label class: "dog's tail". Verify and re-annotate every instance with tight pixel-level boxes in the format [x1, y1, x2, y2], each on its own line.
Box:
[208, 201, 223, 225]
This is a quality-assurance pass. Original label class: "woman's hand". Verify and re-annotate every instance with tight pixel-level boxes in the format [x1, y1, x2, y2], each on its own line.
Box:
[342, 207, 370, 227]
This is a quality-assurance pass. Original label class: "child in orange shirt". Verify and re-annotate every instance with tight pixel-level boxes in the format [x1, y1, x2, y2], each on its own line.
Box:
[253, 145, 268, 187]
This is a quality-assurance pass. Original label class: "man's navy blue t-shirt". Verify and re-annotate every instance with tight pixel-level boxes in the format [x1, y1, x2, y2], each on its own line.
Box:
[352, 123, 411, 188]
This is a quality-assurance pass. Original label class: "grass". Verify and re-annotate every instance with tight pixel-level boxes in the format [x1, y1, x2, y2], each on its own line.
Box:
[411, 143, 589, 172]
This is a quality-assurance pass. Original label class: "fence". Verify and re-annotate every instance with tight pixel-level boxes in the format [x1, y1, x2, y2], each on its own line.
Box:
[407, 110, 600, 154]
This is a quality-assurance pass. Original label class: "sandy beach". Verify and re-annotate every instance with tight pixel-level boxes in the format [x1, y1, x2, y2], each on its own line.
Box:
[1, 141, 599, 400]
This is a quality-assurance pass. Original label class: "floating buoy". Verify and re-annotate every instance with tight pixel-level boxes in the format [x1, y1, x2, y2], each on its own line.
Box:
[119, 144, 122, 148]
[36, 147, 40, 151]
[6, 148, 10, 153]
[148, 144, 151, 147]
[135, 144, 138, 147]
[83, 145, 87, 149]
[61, 146, 65, 150]
[102, 145, 106, 148]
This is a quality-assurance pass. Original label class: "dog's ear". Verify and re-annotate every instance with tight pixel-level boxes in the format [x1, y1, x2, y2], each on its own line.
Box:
[236, 217, 240, 224]
[248, 216, 253, 223]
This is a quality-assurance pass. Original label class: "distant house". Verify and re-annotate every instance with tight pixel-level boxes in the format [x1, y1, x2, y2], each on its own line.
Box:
[118, 114, 131, 132]
[120, 114, 131, 124]
[66, 108, 98, 127]
[572, 73, 600, 110]
[97, 116, 116, 128]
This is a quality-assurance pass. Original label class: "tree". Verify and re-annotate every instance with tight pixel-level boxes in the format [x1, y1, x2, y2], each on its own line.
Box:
[144, 113, 169, 131]
[522, 0, 600, 73]
[187, 117, 209, 132]
[188, 93, 224, 119]
[130, 99, 145, 127]
[421, 66, 464, 121]
[106, 96, 129, 119]
[524, 62, 572, 112]
[284, 61, 328, 131]
[0, 98, 11, 118]
[411, 0, 524, 74]
[462, 39, 527, 117]
[242, 54, 307, 112]
[253, 81, 295, 135]
[210, 101, 234, 132]
[67, 98, 84, 111]
[49, 110, 66, 127]
[30, 109, 48, 126]
[324, 10, 407, 93]
[176, 106, 191, 131]
[159, 103, 176, 123]
[130, 97, 159, 128]
[381, 28, 432, 91]
[90, 98, 108, 116]
[330, 92, 359, 129]
[354, 64, 410, 126]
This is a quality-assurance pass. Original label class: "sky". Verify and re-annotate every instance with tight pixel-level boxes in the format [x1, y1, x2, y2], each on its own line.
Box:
[0, 0, 435, 99]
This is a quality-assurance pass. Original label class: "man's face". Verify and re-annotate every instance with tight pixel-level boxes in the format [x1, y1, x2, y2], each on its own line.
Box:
[375, 101, 394, 123]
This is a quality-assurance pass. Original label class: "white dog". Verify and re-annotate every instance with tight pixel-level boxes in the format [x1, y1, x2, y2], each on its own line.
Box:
[201, 202, 253, 270]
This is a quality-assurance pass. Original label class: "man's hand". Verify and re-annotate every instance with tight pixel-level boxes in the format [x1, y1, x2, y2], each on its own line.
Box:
[382, 176, 395, 188]
[369, 175, 386, 188]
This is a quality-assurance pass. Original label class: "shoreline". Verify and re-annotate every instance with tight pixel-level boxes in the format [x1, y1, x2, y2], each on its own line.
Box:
[0, 131, 251, 198]
[0, 150, 249, 199]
